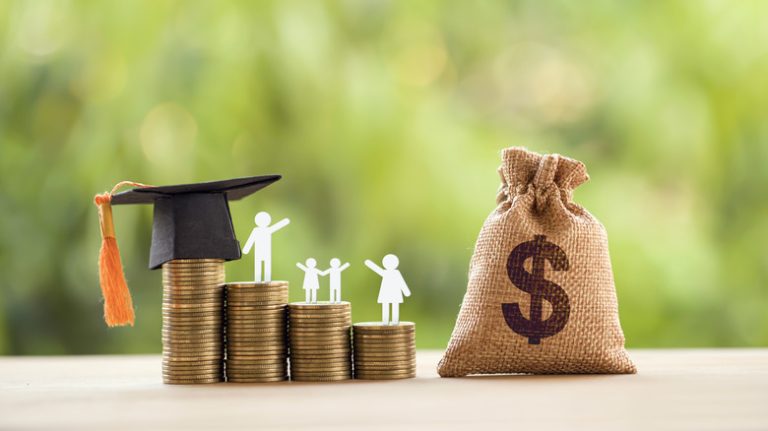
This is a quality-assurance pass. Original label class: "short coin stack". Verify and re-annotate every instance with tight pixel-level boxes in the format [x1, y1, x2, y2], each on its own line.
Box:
[225, 281, 289, 383]
[161, 259, 225, 384]
[353, 322, 416, 380]
[289, 302, 352, 381]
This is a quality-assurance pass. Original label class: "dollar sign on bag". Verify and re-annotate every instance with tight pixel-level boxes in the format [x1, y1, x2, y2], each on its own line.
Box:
[502, 235, 570, 345]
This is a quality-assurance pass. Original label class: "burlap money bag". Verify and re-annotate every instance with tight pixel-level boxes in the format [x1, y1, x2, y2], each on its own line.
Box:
[438, 147, 636, 376]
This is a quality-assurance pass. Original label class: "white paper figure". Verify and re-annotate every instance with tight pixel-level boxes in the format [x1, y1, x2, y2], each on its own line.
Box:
[364, 254, 411, 325]
[242, 211, 290, 282]
[320, 258, 350, 303]
[296, 258, 322, 304]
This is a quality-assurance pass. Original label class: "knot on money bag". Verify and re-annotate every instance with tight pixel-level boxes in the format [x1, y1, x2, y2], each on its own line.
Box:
[498, 148, 589, 215]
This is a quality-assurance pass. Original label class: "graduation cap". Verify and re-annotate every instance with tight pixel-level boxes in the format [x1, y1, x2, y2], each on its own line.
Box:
[93, 175, 281, 327]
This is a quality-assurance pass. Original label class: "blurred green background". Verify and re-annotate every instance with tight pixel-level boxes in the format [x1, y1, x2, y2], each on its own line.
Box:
[1, 1, 767, 355]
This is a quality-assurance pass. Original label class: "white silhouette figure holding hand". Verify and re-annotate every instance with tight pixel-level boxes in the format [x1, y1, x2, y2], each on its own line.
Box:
[320, 258, 350, 303]
[297, 258, 322, 304]
[242, 211, 290, 282]
[364, 254, 411, 325]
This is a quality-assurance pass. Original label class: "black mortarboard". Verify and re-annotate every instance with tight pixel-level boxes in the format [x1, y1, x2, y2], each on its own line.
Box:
[111, 175, 281, 269]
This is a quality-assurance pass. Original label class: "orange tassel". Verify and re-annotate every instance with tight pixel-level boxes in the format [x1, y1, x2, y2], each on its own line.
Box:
[94, 181, 153, 327]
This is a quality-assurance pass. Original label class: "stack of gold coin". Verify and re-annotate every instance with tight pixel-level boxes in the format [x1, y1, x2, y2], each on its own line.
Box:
[353, 322, 416, 380]
[225, 281, 289, 383]
[161, 259, 225, 384]
[288, 302, 352, 382]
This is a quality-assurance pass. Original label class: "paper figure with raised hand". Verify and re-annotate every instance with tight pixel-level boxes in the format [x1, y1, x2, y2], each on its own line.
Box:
[320, 258, 350, 303]
[297, 258, 323, 303]
[242, 211, 290, 282]
[364, 254, 411, 325]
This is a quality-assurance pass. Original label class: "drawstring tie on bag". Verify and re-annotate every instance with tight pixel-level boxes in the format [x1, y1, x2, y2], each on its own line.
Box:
[532, 154, 560, 213]
[94, 181, 153, 327]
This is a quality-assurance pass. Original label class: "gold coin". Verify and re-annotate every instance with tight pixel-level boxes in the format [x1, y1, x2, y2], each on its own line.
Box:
[227, 312, 286, 319]
[162, 336, 223, 344]
[288, 309, 351, 315]
[162, 328, 222, 336]
[227, 319, 288, 332]
[290, 339, 350, 346]
[227, 289, 288, 295]
[162, 338, 223, 346]
[354, 374, 415, 380]
[162, 357, 222, 364]
[162, 370, 224, 378]
[163, 272, 225, 279]
[227, 355, 288, 362]
[353, 347, 416, 355]
[290, 366, 351, 374]
[289, 316, 351, 323]
[164, 349, 223, 356]
[353, 332, 414, 339]
[164, 291, 224, 298]
[163, 324, 224, 332]
[289, 301, 350, 308]
[354, 355, 415, 362]
[227, 297, 288, 303]
[227, 376, 287, 383]
[353, 341, 416, 348]
[290, 340, 351, 352]
[162, 366, 223, 372]
[163, 378, 223, 385]
[354, 363, 416, 371]
[163, 371, 224, 378]
[162, 284, 224, 291]
[227, 325, 288, 337]
[291, 368, 351, 376]
[354, 367, 416, 375]
[227, 289, 288, 296]
[162, 353, 223, 361]
[227, 344, 287, 351]
[226, 280, 288, 287]
[291, 375, 351, 382]
[162, 273, 224, 279]
[163, 361, 224, 372]
[227, 304, 287, 311]
[162, 301, 224, 309]
[288, 329, 350, 340]
[290, 354, 350, 361]
[227, 313, 287, 321]
[290, 371, 351, 378]
[226, 367, 287, 374]
[290, 362, 351, 370]
[162, 307, 223, 314]
[228, 301, 288, 308]
[353, 341, 416, 349]
[226, 363, 286, 371]
[353, 321, 415, 330]
[226, 372, 287, 379]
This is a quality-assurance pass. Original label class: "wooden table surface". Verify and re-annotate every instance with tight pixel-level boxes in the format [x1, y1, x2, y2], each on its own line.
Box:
[1, 349, 767, 430]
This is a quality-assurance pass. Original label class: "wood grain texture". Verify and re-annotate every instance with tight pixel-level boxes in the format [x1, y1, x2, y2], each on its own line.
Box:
[1, 349, 766, 430]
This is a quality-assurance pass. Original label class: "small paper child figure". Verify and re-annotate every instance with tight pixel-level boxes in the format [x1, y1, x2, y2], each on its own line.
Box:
[242, 211, 290, 282]
[296, 258, 322, 303]
[364, 254, 411, 325]
[320, 258, 350, 303]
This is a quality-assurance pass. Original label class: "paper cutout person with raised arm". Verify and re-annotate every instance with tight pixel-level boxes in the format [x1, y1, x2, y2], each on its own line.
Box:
[297, 258, 322, 304]
[364, 254, 411, 325]
[320, 258, 350, 303]
[242, 211, 290, 282]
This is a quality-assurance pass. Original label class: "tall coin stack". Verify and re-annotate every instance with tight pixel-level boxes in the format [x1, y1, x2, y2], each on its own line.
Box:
[288, 302, 352, 382]
[225, 281, 289, 383]
[161, 259, 225, 384]
[353, 322, 416, 380]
